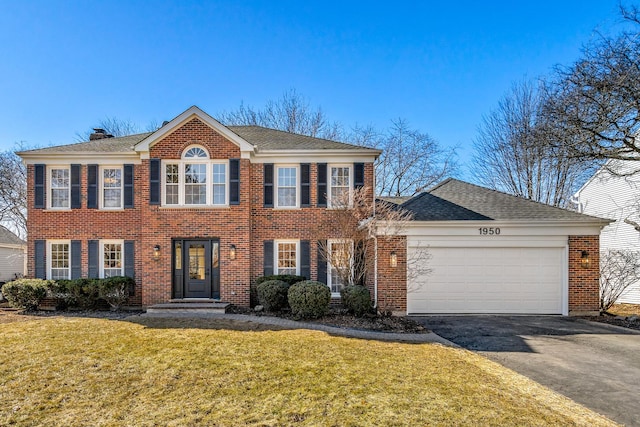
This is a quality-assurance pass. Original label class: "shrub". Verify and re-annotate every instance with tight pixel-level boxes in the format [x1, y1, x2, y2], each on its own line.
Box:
[256, 275, 306, 287]
[288, 280, 331, 319]
[47, 280, 77, 308]
[99, 276, 133, 310]
[1, 279, 51, 311]
[65, 278, 101, 309]
[256, 280, 289, 312]
[341, 285, 372, 317]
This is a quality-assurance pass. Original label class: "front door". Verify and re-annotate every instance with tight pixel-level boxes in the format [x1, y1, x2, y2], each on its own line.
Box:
[173, 239, 220, 299]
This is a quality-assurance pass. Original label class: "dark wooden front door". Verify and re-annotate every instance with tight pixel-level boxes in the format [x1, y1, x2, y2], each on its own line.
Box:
[173, 239, 220, 299]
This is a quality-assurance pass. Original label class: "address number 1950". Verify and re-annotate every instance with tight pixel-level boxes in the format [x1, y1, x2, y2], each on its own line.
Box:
[478, 227, 500, 235]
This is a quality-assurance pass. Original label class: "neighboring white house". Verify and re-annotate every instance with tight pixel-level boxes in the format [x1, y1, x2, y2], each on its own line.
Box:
[573, 160, 640, 304]
[0, 225, 26, 284]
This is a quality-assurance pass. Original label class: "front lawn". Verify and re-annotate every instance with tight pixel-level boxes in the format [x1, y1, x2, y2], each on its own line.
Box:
[0, 315, 614, 426]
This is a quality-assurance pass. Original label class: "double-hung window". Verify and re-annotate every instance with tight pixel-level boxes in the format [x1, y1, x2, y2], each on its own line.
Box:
[328, 165, 351, 208]
[275, 240, 299, 275]
[101, 240, 123, 278]
[49, 241, 70, 280]
[328, 239, 352, 295]
[276, 166, 297, 208]
[162, 145, 228, 206]
[49, 167, 70, 209]
[102, 167, 123, 209]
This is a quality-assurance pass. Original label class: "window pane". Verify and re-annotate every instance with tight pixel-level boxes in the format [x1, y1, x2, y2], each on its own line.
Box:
[185, 164, 206, 204]
[277, 167, 297, 207]
[330, 241, 350, 293]
[184, 147, 208, 158]
[51, 243, 69, 279]
[103, 243, 122, 278]
[277, 242, 297, 275]
[165, 164, 179, 205]
[212, 164, 226, 205]
[175, 242, 182, 270]
[103, 168, 122, 208]
[188, 244, 205, 279]
[330, 167, 350, 207]
[50, 169, 69, 208]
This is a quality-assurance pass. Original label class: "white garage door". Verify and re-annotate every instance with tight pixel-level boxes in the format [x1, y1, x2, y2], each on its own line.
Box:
[407, 247, 564, 314]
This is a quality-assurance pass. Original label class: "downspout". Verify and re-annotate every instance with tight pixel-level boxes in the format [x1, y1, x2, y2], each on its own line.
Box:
[372, 167, 378, 309]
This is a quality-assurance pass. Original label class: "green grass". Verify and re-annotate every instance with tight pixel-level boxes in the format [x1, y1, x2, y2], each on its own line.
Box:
[0, 315, 616, 426]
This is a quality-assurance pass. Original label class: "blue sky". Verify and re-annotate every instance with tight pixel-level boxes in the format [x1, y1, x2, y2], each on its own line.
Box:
[0, 0, 625, 174]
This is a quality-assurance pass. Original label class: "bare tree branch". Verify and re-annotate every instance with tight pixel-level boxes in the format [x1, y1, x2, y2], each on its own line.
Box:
[0, 146, 27, 239]
[600, 249, 640, 312]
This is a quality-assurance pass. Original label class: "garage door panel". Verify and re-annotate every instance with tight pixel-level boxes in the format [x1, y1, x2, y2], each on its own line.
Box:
[407, 247, 564, 314]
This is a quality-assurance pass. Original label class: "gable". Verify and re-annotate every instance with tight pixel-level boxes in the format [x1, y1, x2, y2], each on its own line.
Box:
[135, 106, 255, 159]
[148, 117, 243, 160]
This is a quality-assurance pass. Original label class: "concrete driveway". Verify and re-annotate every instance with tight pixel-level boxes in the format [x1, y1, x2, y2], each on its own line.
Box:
[414, 316, 640, 427]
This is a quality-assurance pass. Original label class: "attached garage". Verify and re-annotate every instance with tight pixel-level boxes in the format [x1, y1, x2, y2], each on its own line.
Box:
[394, 179, 610, 316]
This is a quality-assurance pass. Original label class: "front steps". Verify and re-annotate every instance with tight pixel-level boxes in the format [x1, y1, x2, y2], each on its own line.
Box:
[145, 300, 230, 316]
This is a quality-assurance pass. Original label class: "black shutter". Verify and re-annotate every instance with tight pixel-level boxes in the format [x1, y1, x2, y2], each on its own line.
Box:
[263, 240, 274, 276]
[71, 164, 81, 209]
[317, 240, 327, 284]
[229, 159, 240, 205]
[300, 240, 310, 279]
[300, 164, 310, 207]
[149, 159, 161, 205]
[71, 240, 82, 279]
[317, 163, 327, 207]
[88, 240, 99, 278]
[263, 164, 274, 208]
[34, 240, 46, 279]
[124, 240, 135, 295]
[34, 164, 45, 209]
[124, 164, 134, 208]
[87, 165, 98, 209]
[354, 163, 365, 189]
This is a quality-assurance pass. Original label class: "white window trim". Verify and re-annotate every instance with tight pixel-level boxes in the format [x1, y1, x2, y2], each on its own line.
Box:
[100, 166, 124, 210]
[275, 164, 299, 209]
[47, 166, 71, 210]
[274, 240, 300, 275]
[47, 239, 71, 280]
[327, 239, 353, 297]
[327, 164, 353, 209]
[161, 153, 229, 207]
[100, 239, 125, 278]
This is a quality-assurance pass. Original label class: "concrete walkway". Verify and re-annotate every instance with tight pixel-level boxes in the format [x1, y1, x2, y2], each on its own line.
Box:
[138, 312, 454, 345]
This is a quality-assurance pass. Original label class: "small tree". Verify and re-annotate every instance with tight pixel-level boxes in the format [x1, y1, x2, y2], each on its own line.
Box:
[316, 186, 429, 314]
[599, 250, 640, 313]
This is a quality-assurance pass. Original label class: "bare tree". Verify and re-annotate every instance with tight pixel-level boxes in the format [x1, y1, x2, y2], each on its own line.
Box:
[351, 119, 457, 197]
[218, 89, 343, 140]
[599, 249, 640, 312]
[75, 117, 160, 141]
[0, 147, 27, 239]
[542, 6, 640, 172]
[315, 187, 430, 314]
[472, 79, 591, 207]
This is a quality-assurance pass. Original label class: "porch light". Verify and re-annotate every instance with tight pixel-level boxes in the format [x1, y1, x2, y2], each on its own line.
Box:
[230, 244, 237, 260]
[153, 245, 161, 261]
[390, 251, 398, 268]
[580, 250, 590, 269]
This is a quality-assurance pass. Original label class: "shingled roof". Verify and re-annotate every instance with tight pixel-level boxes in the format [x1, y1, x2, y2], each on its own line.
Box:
[402, 178, 609, 223]
[0, 226, 25, 246]
[19, 125, 378, 155]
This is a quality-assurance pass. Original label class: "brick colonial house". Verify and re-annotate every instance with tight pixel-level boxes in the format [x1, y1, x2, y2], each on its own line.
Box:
[19, 106, 608, 315]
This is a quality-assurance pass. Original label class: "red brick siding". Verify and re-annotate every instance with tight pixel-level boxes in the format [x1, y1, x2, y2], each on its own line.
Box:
[568, 235, 600, 313]
[27, 117, 377, 308]
[376, 236, 407, 313]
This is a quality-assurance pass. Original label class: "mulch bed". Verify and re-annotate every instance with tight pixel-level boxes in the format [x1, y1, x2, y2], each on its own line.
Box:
[578, 313, 640, 331]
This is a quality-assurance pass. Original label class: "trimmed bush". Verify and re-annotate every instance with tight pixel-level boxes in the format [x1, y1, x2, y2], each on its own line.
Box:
[256, 280, 289, 312]
[99, 276, 133, 310]
[341, 285, 372, 317]
[1, 279, 51, 311]
[47, 280, 77, 309]
[288, 280, 331, 319]
[64, 278, 101, 309]
[255, 275, 306, 287]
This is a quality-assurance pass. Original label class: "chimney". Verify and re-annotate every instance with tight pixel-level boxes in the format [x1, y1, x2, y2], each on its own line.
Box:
[89, 128, 114, 141]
